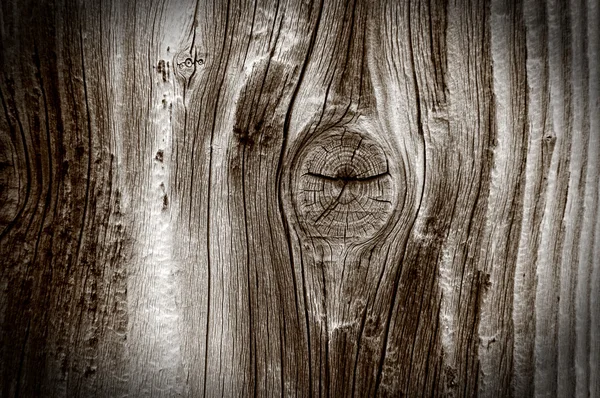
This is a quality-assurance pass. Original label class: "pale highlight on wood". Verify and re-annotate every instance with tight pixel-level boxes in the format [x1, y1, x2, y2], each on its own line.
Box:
[0, 0, 598, 397]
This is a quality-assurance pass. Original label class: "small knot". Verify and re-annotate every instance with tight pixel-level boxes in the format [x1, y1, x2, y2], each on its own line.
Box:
[174, 50, 207, 81]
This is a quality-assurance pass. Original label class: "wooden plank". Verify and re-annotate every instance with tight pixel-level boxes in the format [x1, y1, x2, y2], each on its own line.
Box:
[0, 0, 598, 396]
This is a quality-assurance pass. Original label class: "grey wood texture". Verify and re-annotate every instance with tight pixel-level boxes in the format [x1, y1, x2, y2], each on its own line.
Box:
[0, 0, 598, 396]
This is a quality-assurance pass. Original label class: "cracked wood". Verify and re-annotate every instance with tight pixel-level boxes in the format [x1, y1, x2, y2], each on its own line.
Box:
[0, 0, 598, 397]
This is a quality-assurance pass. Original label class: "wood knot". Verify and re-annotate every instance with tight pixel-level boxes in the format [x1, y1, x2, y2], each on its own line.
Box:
[173, 50, 207, 81]
[291, 128, 396, 241]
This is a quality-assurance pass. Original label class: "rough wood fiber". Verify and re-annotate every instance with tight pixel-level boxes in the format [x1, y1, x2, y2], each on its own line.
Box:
[479, 0, 528, 395]
[0, 0, 130, 396]
[0, 0, 598, 397]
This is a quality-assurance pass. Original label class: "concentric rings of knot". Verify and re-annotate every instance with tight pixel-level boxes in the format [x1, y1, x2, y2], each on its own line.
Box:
[173, 51, 206, 80]
[295, 129, 395, 241]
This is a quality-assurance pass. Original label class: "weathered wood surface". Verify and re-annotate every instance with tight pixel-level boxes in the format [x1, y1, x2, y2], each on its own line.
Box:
[0, 0, 598, 396]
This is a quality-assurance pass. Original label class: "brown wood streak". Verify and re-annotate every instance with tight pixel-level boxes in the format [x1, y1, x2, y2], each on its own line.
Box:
[478, 0, 529, 395]
[532, 0, 577, 395]
[372, 1, 449, 394]
[168, 0, 320, 395]
[278, 0, 448, 395]
[226, 3, 321, 396]
[366, 1, 451, 396]
[0, 0, 129, 396]
[512, 0, 553, 394]
[415, 0, 498, 395]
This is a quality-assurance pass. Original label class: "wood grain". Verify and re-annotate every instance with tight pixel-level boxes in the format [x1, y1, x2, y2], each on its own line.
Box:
[0, 0, 598, 396]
